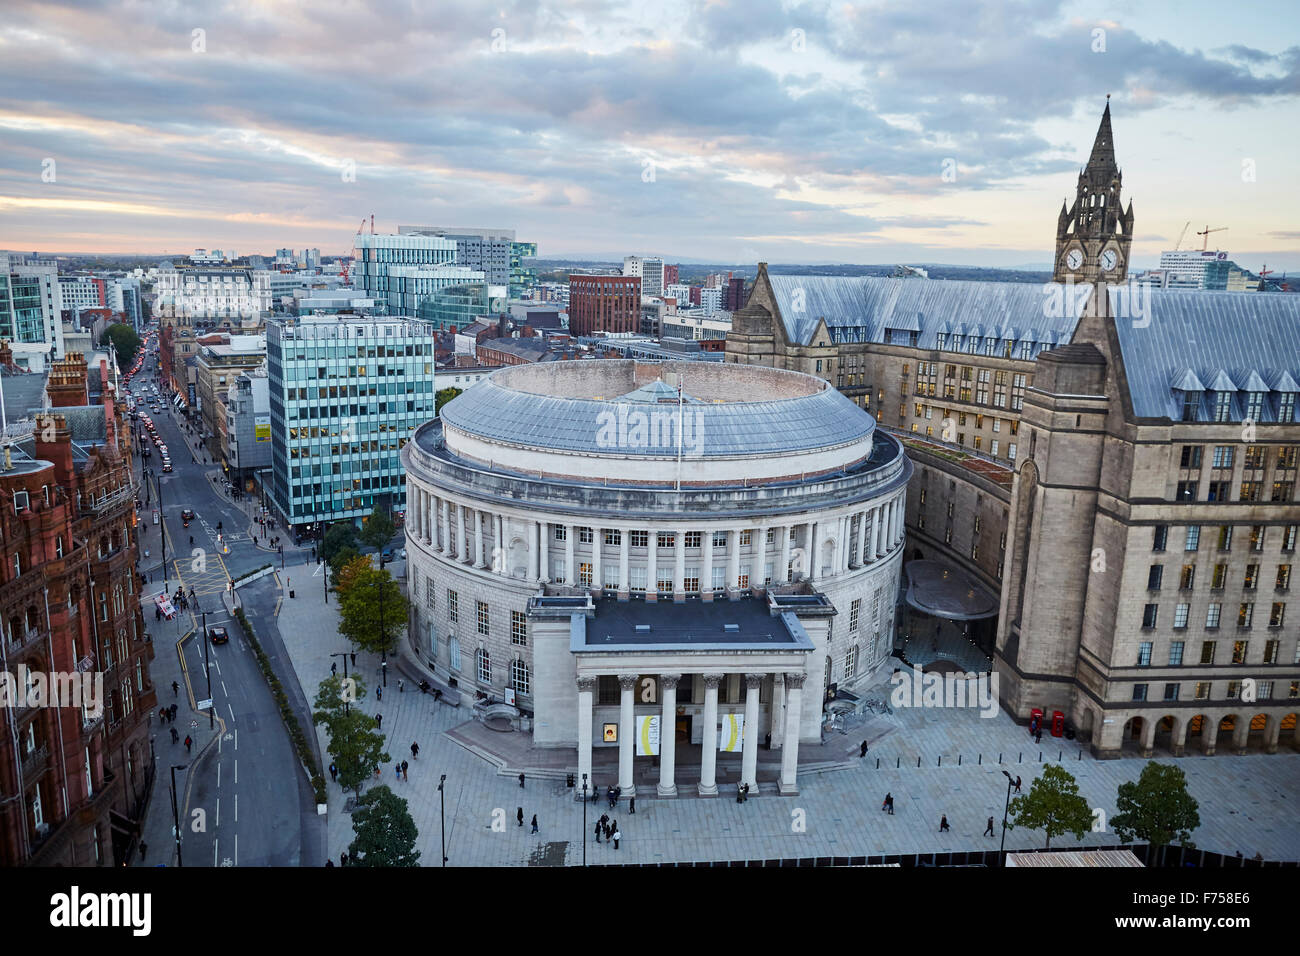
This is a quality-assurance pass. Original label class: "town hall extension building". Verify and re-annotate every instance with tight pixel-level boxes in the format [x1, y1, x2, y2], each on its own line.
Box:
[402, 360, 909, 795]
[726, 102, 1300, 759]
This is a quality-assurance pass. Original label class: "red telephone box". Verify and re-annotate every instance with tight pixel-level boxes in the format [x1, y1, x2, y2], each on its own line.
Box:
[1029, 707, 1043, 735]
[1051, 711, 1065, 737]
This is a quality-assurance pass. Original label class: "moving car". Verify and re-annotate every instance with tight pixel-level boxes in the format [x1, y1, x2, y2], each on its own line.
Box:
[208, 626, 229, 645]
[181, 508, 195, 526]
[161, 461, 172, 473]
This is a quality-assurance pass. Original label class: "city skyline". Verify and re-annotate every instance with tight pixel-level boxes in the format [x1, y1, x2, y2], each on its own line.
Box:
[1, 0, 1298, 270]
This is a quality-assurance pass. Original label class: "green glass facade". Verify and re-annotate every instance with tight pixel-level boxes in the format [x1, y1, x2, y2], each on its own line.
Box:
[510, 242, 537, 298]
[267, 316, 438, 530]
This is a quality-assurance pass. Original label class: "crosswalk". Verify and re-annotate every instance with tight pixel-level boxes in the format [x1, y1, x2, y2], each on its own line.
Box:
[172, 548, 233, 598]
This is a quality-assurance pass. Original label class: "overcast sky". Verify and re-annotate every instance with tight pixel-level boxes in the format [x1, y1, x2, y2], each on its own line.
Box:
[1, 0, 1297, 270]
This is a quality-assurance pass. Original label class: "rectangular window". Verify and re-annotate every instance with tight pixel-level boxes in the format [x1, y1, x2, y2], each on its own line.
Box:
[1272, 481, 1294, 502]
[477, 601, 490, 636]
[630, 530, 648, 547]
[1238, 603, 1253, 628]
[1211, 445, 1233, 469]
[578, 562, 592, 586]
[1232, 640, 1248, 664]
[447, 589, 458, 621]
[604, 529, 621, 545]
[684, 567, 699, 592]
[1212, 564, 1227, 589]
[1284, 525, 1298, 553]
[1169, 641, 1184, 666]
[1263, 639, 1279, 664]
[684, 531, 701, 548]
[1179, 565, 1195, 590]
[426, 579, 436, 609]
[511, 611, 527, 646]
[1173, 604, 1189, 629]
[712, 565, 725, 591]
[1152, 525, 1168, 552]
[1269, 602, 1285, 628]
[578, 526, 593, 543]
[1278, 446, 1298, 469]
[1137, 642, 1152, 667]
[845, 645, 859, 679]
[1200, 640, 1216, 665]
[1180, 446, 1203, 468]
[1227, 680, 1241, 699]
[1244, 445, 1266, 469]
[1207, 480, 1230, 501]
[1239, 482, 1261, 502]
[712, 531, 727, 548]
[1216, 526, 1232, 552]
[1244, 565, 1259, 590]
[1142, 604, 1158, 629]
[1277, 565, 1292, 590]
[1132, 684, 1148, 702]
[554, 525, 567, 541]
[657, 532, 675, 548]
[1184, 526, 1200, 551]
[1147, 565, 1163, 590]
[1176, 481, 1199, 502]
[739, 530, 752, 546]
[1206, 603, 1221, 628]
[1195, 682, 1211, 700]
[1163, 683, 1180, 701]
[849, 598, 861, 632]
[1250, 526, 1265, 552]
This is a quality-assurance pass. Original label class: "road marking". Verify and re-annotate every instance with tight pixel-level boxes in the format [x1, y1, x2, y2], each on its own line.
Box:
[220, 680, 227, 696]
[234, 759, 238, 785]
[229, 702, 236, 724]
[215, 796, 220, 826]
[235, 833, 238, 867]
[217, 763, 221, 788]
[234, 793, 238, 823]
[213, 839, 218, 868]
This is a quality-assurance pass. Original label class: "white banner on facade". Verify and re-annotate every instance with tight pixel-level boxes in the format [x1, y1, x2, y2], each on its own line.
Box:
[718, 713, 744, 752]
[635, 715, 660, 756]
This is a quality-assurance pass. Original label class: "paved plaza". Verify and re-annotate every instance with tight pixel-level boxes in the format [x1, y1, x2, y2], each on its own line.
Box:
[263, 571, 1300, 866]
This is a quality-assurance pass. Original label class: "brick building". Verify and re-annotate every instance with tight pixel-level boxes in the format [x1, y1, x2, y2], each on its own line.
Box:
[0, 346, 154, 865]
[567, 275, 641, 336]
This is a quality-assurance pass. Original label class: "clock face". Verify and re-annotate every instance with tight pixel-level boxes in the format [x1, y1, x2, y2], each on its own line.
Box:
[1100, 249, 1118, 271]
[1066, 248, 1084, 270]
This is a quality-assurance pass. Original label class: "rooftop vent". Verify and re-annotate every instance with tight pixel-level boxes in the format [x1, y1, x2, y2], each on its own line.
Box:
[723, 624, 740, 633]
[635, 624, 651, 633]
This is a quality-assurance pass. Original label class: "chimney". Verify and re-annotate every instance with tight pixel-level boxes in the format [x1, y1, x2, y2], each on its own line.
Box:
[34, 414, 74, 489]
[47, 352, 88, 408]
[0, 340, 12, 369]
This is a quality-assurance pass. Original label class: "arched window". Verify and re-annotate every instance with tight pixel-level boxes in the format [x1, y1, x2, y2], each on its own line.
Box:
[511, 659, 530, 697]
[477, 647, 491, 684]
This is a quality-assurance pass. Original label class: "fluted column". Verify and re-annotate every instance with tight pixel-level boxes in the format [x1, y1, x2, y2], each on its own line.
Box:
[770, 672, 785, 751]
[896, 496, 905, 545]
[872, 504, 883, 558]
[529, 519, 540, 580]
[727, 528, 741, 591]
[779, 672, 805, 795]
[563, 523, 574, 584]
[809, 520, 821, 583]
[741, 673, 763, 793]
[538, 521, 549, 581]
[495, 513, 504, 573]
[779, 524, 791, 584]
[699, 674, 721, 796]
[657, 674, 681, 796]
[673, 530, 685, 601]
[836, 515, 847, 573]
[475, 508, 485, 568]
[461, 506, 472, 564]
[754, 524, 768, 590]
[438, 498, 448, 552]
[577, 676, 596, 796]
[702, 529, 715, 601]
[618, 673, 638, 795]
[646, 529, 658, 601]
[618, 527, 630, 598]
[858, 510, 869, 566]
[592, 528, 603, 593]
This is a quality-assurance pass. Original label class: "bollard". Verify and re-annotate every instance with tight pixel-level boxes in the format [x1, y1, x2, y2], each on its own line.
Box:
[876, 758, 879, 770]
[1018, 752, 1022, 763]
[896, 757, 900, 769]
[998, 753, 1002, 764]
[1059, 751, 1063, 762]
[917, 756, 921, 768]
[978, 753, 982, 765]
[1038, 751, 1043, 762]
[958, 754, 962, 766]
[937, 756, 941, 767]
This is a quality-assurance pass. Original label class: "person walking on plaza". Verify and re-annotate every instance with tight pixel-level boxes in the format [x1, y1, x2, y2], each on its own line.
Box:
[517, 807, 524, 828]
[401, 760, 408, 781]
[859, 740, 868, 758]
[1014, 775, 1022, 793]
[329, 762, 338, 782]
[172, 680, 179, 697]
[518, 772, 525, 789]
[331, 661, 337, 677]
[170, 727, 178, 744]
[939, 815, 950, 832]
[398, 679, 404, 693]
[612, 824, 620, 850]
[184, 735, 192, 754]
[594, 819, 602, 843]
[375, 713, 382, 729]
[376, 685, 382, 702]
[411, 742, 419, 760]
[984, 816, 995, 837]
[531, 814, 538, 835]
[629, 795, 635, 814]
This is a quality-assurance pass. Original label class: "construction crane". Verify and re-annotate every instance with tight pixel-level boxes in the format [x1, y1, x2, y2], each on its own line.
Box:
[1196, 224, 1227, 252]
[1173, 221, 1190, 252]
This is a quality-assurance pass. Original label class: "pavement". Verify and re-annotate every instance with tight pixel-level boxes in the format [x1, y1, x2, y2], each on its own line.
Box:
[269, 574, 1300, 866]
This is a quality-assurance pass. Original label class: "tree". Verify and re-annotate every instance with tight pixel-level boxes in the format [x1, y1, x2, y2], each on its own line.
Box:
[335, 553, 373, 602]
[348, 785, 420, 867]
[338, 567, 408, 655]
[359, 505, 395, 551]
[1007, 764, 1094, 849]
[100, 323, 141, 371]
[328, 544, 361, 588]
[1111, 761, 1200, 861]
[321, 522, 359, 565]
[312, 675, 389, 799]
[435, 387, 462, 415]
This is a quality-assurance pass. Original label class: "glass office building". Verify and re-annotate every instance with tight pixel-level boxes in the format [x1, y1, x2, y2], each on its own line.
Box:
[267, 314, 439, 533]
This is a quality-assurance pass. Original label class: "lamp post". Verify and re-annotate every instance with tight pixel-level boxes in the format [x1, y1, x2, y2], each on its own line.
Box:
[438, 774, 448, 866]
[1000, 769, 1015, 866]
[158, 469, 167, 592]
[329, 652, 350, 714]
[581, 773, 588, 868]
[169, 764, 187, 867]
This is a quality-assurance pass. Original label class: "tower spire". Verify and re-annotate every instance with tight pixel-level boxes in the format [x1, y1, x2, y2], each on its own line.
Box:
[1086, 96, 1117, 179]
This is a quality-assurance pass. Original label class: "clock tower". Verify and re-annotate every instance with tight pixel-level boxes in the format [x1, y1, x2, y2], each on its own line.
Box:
[1053, 98, 1134, 286]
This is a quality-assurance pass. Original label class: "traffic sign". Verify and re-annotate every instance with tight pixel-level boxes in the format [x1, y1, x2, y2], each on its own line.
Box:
[197, 699, 213, 711]
[190, 720, 198, 729]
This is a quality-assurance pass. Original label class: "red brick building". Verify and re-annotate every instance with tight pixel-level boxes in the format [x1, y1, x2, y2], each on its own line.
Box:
[567, 275, 640, 336]
[0, 347, 154, 865]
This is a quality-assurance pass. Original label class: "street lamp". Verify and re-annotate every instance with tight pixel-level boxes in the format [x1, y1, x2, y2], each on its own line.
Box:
[329, 652, 351, 714]
[169, 764, 187, 867]
[199, 607, 213, 729]
[581, 773, 588, 868]
[438, 774, 448, 866]
[1000, 769, 1015, 865]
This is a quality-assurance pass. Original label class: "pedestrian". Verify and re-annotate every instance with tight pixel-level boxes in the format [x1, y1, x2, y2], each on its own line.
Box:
[373, 765, 381, 780]
[139, 841, 147, 860]
[340, 852, 348, 867]
[1035, 728, 1042, 745]
[375, 713, 382, 729]
[612, 825, 620, 850]
[939, 815, 950, 832]
[329, 762, 338, 782]
[325, 858, 334, 867]
[859, 740, 868, 758]
[531, 814, 538, 834]
[1014, 776, 1022, 793]
[411, 742, 419, 760]
[172, 680, 179, 697]
[331, 661, 337, 676]
[881, 792, 891, 812]
[376, 686, 382, 702]
[155, 606, 161, 621]
[614, 785, 621, 806]
[518, 772, 525, 789]
[984, 816, 995, 837]
[517, 807, 524, 827]
[887, 794, 894, 814]
[630, 795, 635, 814]
[594, 820, 602, 843]
[395, 762, 401, 780]
[398, 679, 404, 693]
[170, 727, 178, 744]
[401, 760, 409, 781]
[184, 735, 192, 753]
[159, 707, 167, 724]
[608, 787, 616, 809]
[169, 703, 177, 720]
